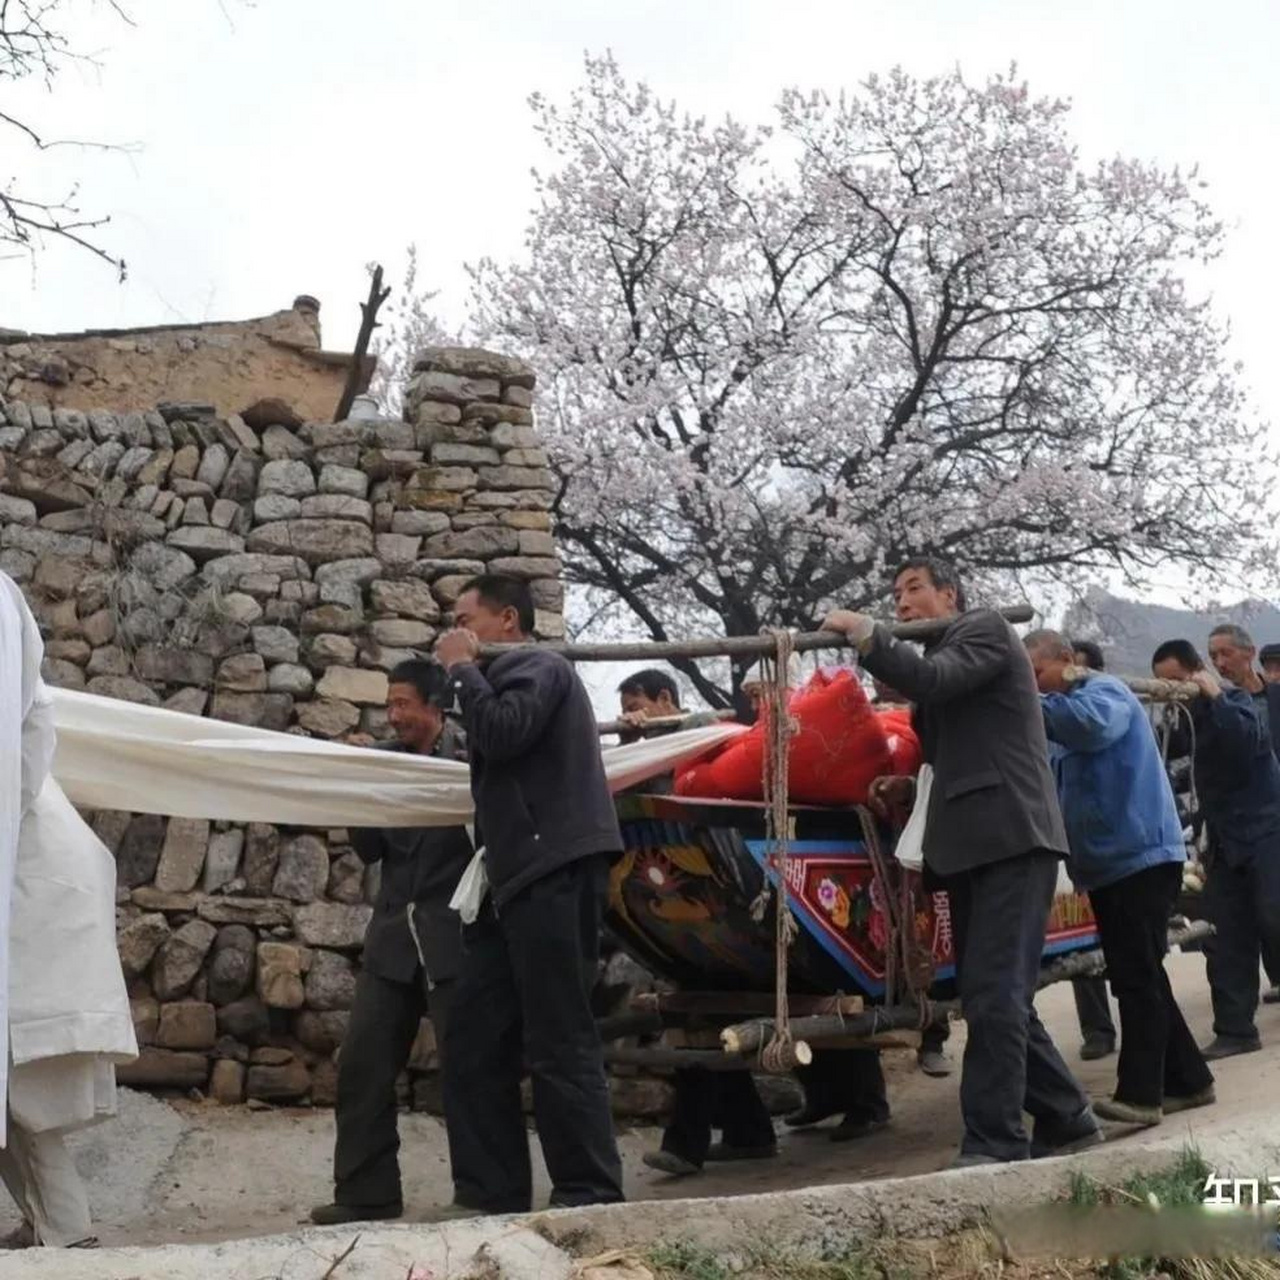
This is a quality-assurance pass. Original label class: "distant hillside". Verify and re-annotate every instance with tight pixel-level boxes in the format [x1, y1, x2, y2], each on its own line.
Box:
[1063, 588, 1280, 676]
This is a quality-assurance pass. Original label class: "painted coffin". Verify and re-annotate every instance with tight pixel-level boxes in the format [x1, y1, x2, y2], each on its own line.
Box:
[609, 794, 1099, 1000]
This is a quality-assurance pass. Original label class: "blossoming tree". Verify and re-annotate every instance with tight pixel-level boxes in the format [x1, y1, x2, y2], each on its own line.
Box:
[470, 56, 1271, 704]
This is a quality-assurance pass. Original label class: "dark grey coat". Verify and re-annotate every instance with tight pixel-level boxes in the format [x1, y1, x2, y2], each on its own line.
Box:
[451, 648, 623, 907]
[350, 722, 474, 985]
[859, 608, 1069, 878]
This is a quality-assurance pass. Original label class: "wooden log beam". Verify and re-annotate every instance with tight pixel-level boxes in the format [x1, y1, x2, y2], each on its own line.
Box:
[477, 605, 1035, 663]
[722, 1003, 954, 1055]
[720, 921, 1214, 1055]
[603, 1046, 756, 1071]
[632, 991, 865, 1018]
[595, 1010, 663, 1041]
[597, 710, 738, 737]
[1126, 677, 1200, 702]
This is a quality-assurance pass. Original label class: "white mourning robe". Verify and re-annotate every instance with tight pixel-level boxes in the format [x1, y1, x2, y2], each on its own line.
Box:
[8, 778, 137, 1137]
[0, 571, 56, 1148]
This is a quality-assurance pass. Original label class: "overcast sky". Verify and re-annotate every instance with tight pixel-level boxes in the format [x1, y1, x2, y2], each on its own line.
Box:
[8, 0, 1278, 413]
[8, 0, 1278, 712]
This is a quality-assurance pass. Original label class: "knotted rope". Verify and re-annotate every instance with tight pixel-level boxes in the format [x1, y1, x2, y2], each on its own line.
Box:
[859, 808, 936, 1027]
[747, 628, 801, 1073]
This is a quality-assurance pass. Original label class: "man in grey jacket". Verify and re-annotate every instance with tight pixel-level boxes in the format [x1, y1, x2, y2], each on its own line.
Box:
[435, 574, 624, 1215]
[825, 557, 1098, 1166]
[310, 659, 474, 1226]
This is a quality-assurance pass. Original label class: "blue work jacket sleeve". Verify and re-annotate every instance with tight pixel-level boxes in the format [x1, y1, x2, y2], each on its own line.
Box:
[1041, 678, 1132, 753]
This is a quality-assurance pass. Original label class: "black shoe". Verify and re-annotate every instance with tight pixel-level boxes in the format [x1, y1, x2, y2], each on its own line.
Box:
[642, 1149, 701, 1177]
[705, 1141, 777, 1162]
[1201, 1035, 1261, 1061]
[1079, 1035, 1116, 1062]
[309, 1201, 403, 1226]
[830, 1114, 889, 1143]
[1030, 1109, 1105, 1160]
[784, 1104, 838, 1129]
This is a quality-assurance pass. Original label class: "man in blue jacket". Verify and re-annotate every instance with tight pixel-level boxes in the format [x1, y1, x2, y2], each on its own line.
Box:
[1152, 639, 1280, 1059]
[1025, 631, 1214, 1126]
[434, 574, 624, 1216]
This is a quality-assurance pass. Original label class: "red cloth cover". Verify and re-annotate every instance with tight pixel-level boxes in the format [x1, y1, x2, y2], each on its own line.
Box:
[674, 668, 914, 805]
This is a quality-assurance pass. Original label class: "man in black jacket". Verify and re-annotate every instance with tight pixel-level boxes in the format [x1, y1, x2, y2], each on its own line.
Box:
[1152, 640, 1280, 1054]
[825, 557, 1097, 1166]
[1206, 625, 1280, 1005]
[310, 659, 474, 1225]
[434, 574, 624, 1215]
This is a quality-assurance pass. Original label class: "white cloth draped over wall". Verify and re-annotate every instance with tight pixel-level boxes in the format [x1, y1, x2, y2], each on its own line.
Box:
[50, 688, 744, 828]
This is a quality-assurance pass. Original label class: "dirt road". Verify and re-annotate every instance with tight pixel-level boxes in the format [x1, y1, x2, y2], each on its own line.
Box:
[4, 950, 1278, 1248]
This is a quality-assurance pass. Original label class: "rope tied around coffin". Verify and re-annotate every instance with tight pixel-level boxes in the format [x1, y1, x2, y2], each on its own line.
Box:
[745, 627, 802, 1073]
[744, 629, 937, 1068]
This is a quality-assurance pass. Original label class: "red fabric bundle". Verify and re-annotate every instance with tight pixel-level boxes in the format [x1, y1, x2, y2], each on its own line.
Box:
[674, 668, 909, 805]
[876, 705, 922, 777]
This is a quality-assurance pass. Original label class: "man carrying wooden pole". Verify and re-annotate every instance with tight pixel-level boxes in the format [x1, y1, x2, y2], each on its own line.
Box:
[823, 557, 1101, 1168]
[432, 574, 624, 1218]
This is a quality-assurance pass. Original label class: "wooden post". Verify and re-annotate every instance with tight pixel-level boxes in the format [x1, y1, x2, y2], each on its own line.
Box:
[333, 264, 391, 423]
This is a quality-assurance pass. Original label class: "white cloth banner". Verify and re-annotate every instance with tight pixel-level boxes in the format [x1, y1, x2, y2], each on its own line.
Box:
[893, 764, 931, 874]
[50, 688, 744, 828]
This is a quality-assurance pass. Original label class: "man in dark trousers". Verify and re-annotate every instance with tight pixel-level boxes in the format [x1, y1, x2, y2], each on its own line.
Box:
[1152, 640, 1280, 1056]
[825, 557, 1098, 1166]
[1206, 624, 1280, 1005]
[434, 574, 624, 1215]
[310, 659, 474, 1225]
[1028, 630, 1213, 1126]
[609, 668, 778, 1177]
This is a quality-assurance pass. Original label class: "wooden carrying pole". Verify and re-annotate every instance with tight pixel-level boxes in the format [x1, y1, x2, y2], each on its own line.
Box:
[596, 709, 737, 736]
[478, 604, 1036, 663]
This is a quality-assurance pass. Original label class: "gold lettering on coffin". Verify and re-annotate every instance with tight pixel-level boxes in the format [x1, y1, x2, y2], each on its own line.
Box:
[1046, 893, 1095, 932]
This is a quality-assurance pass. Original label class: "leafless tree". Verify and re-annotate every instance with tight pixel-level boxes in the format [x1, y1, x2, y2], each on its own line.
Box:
[2, 0, 134, 279]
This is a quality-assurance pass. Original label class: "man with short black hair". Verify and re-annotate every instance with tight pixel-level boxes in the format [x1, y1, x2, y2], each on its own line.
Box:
[825, 557, 1097, 1166]
[434, 574, 624, 1215]
[616, 668, 722, 744]
[1151, 640, 1280, 1055]
[617, 668, 681, 716]
[310, 659, 474, 1226]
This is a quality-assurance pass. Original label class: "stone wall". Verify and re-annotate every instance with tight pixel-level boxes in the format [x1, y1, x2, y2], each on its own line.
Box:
[0, 346, 571, 1111]
[0, 296, 372, 423]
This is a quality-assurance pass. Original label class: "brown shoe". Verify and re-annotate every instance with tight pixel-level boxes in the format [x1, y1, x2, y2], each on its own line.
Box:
[1163, 1085, 1216, 1114]
[1094, 1097, 1162, 1127]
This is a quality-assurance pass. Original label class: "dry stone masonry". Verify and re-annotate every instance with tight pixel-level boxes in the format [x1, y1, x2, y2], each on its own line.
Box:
[0, 346, 574, 1112]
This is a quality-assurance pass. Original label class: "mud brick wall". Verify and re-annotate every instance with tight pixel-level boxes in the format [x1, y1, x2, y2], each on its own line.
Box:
[0, 346, 576, 1111]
